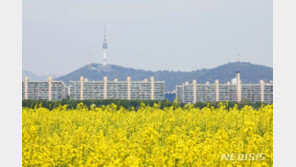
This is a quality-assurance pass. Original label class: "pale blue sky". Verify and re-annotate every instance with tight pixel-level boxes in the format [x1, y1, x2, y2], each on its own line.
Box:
[23, 0, 272, 76]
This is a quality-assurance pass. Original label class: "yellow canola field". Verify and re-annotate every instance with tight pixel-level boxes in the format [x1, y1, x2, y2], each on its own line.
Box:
[22, 103, 273, 167]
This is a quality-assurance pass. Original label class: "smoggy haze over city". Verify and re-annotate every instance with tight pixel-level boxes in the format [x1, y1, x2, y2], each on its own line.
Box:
[23, 0, 272, 76]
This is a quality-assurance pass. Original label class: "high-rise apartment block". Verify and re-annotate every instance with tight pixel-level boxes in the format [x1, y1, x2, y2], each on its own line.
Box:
[176, 72, 273, 104]
[68, 76, 165, 100]
[22, 76, 66, 101]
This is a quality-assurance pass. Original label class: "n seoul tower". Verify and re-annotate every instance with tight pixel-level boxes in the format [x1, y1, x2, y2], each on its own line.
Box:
[102, 27, 108, 66]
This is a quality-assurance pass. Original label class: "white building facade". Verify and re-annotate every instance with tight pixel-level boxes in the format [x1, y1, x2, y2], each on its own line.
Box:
[69, 76, 165, 101]
[22, 76, 66, 101]
[176, 72, 273, 104]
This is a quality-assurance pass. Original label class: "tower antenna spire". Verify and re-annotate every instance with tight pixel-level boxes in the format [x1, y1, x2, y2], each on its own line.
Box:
[237, 53, 240, 62]
[104, 26, 106, 42]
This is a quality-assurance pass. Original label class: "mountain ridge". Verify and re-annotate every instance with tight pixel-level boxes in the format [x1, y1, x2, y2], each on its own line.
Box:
[55, 62, 273, 91]
[22, 70, 49, 81]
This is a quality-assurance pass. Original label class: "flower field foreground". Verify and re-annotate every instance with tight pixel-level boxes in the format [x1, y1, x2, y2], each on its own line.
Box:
[22, 103, 273, 166]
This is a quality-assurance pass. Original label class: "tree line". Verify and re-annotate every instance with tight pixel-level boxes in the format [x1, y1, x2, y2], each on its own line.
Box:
[22, 99, 267, 110]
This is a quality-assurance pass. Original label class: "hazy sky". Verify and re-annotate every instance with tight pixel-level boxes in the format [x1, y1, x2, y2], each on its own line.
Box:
[23, 0, 272, 76]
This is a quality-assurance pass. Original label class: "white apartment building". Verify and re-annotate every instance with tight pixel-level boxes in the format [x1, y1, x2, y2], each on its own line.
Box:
[69, 76, 165, 101]
[176, 72, 273, 104]
[22, 76, 66, 101]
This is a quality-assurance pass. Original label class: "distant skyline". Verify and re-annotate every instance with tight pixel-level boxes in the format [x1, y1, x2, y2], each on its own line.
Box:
[23, 0, 272, 76]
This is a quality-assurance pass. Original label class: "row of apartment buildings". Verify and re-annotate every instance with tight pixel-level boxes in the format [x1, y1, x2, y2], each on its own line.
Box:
[176, 72, 273, 104]
[22, 73, 273, 104]
[22, 76, 165, 101]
